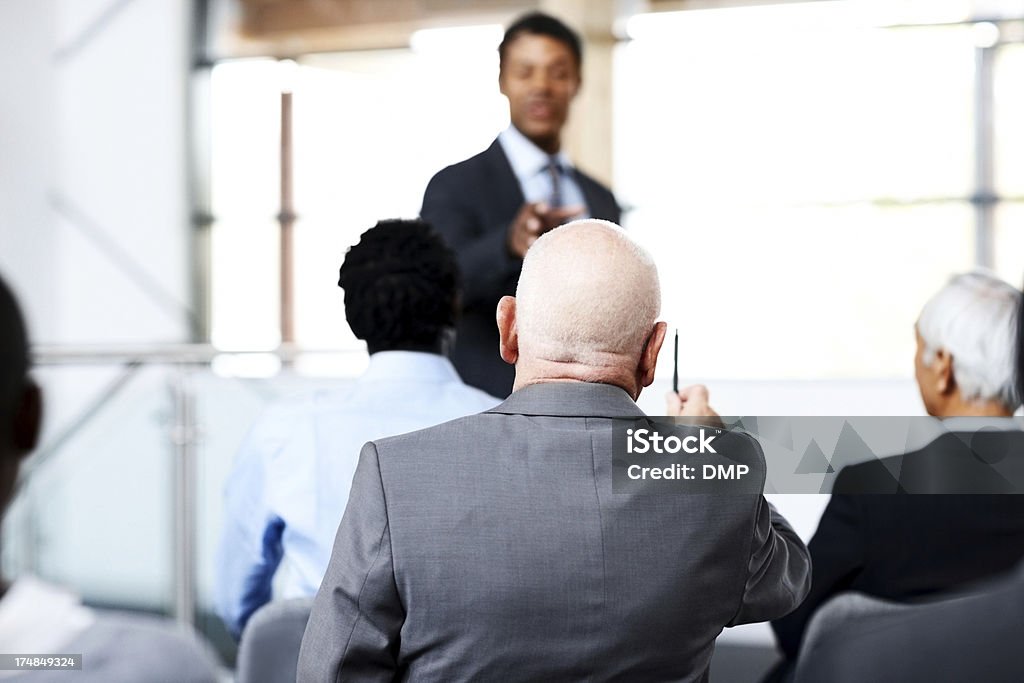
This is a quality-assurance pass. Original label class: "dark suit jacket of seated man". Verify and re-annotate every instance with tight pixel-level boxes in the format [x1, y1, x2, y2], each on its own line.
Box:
[772, 431, 1024, 664]
[420, 12, 621, 398]
[298, 220, 810, 682]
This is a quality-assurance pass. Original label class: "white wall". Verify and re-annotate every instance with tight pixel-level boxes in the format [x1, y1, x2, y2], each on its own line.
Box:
[0, 0, 58, 342]
[0, 0, 192, 607]
[1, 0, 190, 345]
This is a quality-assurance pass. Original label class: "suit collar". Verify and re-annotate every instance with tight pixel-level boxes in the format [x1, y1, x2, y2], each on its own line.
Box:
[484, 138, 526, 208]
[486, 381, 646, 418]
[497, 125, 574, 183]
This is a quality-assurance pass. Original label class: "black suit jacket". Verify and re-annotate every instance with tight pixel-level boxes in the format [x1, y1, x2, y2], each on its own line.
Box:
[421, 139, 621, 397]
[771, 431, 1024, 662]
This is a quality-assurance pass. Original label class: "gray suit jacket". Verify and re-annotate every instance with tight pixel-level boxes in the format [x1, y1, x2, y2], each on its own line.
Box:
[298, 382, 810, 682]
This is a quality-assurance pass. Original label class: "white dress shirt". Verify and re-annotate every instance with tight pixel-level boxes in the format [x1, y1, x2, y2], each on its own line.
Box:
[214, 351, 500, 638]
[0, 577, 94, 676]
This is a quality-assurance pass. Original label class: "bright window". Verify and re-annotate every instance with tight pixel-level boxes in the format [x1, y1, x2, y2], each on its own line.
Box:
[615, 7, 1019, 380]
[209, 28, 507, 354]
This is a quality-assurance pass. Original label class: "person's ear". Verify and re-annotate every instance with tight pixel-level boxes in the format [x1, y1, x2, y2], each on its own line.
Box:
[934, 349, 955, 395]
[637, 322, 668, 389]
[13, 380, 41, 455]
[497, 296, 519, 365]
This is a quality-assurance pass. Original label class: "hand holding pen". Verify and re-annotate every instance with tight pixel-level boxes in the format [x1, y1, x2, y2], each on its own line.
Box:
[666, 328, 720, 418]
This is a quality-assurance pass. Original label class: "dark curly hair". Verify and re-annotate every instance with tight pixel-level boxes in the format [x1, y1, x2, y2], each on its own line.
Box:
[338, 220, 460, 353]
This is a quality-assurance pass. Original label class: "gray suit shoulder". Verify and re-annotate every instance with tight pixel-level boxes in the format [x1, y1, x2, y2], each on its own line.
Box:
[372, 410, 501, 457]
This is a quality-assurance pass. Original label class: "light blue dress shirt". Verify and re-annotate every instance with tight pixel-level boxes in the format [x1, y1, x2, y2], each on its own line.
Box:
[497, 125, 590, 215]
[214, 351, 500, 639]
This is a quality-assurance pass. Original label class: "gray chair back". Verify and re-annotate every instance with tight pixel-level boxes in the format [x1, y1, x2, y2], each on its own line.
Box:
[794, 572, 1024, 682]
[236, 598, 314, 683]
[798, 591, 910, 656]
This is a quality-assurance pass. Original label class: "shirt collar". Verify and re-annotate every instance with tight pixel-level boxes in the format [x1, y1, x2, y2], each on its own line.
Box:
[359, 351, 462, 384]
[940, 416, 1022, 431]
[486, 381, 645, 419]
[902, 416, 1023, 452]
[498, 125, 574, 185]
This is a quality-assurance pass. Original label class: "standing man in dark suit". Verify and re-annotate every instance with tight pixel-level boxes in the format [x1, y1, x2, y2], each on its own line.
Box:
[421, 12, 621, 397]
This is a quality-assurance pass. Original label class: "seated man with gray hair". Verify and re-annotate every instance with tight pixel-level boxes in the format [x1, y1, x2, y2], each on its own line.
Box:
[787, 275, 1024, 683]
[298, 219, 810, 682]
[771, 271, 1024, 674]
[914, 270, 1019, 417]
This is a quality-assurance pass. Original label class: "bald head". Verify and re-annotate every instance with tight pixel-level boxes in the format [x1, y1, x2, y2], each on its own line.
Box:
[498, 220, 665, 398]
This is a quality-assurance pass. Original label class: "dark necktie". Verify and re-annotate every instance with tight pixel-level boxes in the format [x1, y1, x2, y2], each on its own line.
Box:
[547, 156, 563, 208]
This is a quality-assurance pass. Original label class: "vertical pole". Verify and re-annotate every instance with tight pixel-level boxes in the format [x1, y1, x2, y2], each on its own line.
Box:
[540, 0, 617, 188]
[172, 367, 197, 627]
[974, 43, 995, 269]
[188, 0, 214, 344]
[280, 88, 296, 345]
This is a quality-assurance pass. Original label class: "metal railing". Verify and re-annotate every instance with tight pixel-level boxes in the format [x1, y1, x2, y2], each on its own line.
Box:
[22, 343, 363, 628]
